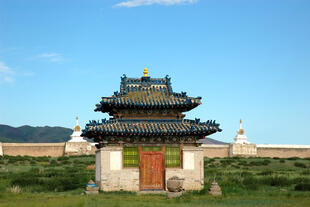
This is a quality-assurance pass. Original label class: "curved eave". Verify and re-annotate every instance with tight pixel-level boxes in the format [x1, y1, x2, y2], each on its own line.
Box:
[82, 119, 221, 139]
[94, 99, 202, 113]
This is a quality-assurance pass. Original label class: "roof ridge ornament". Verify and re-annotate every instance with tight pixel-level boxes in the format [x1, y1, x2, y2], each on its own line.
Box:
[143, 68, 148, 77]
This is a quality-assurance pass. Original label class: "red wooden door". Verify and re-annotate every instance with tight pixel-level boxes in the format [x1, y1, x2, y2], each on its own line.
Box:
[140, 151, 164, 190]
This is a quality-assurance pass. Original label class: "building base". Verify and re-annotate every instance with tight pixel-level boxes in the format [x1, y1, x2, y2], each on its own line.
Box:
[64, 142, 93, 156]
[229, 143, 257, 157]
[95, 145, 204, 192]
[0, 142, 3, 156]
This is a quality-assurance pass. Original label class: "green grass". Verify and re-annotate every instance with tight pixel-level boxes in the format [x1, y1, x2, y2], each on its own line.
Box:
[0, 155, 310, 206]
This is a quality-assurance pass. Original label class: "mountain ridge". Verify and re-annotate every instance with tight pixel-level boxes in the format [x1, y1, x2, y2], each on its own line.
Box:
[0, 124, 73, 143]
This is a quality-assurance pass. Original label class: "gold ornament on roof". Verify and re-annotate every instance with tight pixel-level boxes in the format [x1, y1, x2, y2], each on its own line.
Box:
[74, 116, 81, 132]
[74, 125, 81, 132]
[238, 119, 244, 135]
[143, 68, 148, 77]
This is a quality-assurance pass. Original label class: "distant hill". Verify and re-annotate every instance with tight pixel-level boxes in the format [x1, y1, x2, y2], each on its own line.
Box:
[0, 124, 73, 143]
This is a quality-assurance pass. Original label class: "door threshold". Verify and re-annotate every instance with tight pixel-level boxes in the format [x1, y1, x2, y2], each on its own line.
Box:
[137, 190, 166, 195]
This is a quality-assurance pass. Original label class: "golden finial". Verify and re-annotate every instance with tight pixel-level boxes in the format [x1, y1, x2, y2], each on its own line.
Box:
[143, 68, 148, 77]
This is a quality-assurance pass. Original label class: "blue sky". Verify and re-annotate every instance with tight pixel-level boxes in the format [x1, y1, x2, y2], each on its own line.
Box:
[0, 0, 309, 144]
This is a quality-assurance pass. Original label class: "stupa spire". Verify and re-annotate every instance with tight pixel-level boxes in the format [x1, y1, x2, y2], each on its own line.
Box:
[234, 119, 249, 144]
[76, 116, 79, 126]
[69, 116, 86, 142]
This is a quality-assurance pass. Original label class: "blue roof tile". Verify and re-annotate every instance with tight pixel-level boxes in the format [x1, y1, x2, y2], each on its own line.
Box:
[82, 119, 222, 137]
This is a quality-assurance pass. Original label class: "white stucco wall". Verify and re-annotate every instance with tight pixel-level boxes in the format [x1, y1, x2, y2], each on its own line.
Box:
[96, 145, 205, 191]
[166, 146, 204, 191]
[97, 147, 140, 191]
[0, 142, 3, 156]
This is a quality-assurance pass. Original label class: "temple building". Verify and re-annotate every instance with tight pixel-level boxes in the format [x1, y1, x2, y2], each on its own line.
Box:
[82, 69, 222, 191]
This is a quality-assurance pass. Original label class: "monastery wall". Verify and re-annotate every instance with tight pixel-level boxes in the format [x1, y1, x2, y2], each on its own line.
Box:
[201, 144, 230, 158]
[256, 145, 310, 158]
[0, 142, 97, 157]
[2, 143, 66, 157]
[201, 144, 310, 158]
[1, 142, 310, 158]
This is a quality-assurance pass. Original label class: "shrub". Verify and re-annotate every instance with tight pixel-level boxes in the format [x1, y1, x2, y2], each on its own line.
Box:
[0, 179, 10, 192]
[7, 156, 24, 164]
[61, 160, 71, 165]
[220, 159, 234, 165]
[293, 177, 310, 184]
[11, 172, 41, 187]
[50, 160, 58, 166]
[258, 170, 273, 176]
[261, 176, 291, 187]
[249, 160, 270, 166]
[35, 156, 50, 162]
[57, 156, 69, 161]
[243, 176, 258, 185]
[9, 166, 94, 192]
[295, 183, 310, 191]
[241, 171, 253, 177]
[279, 159, 285, 163]
[301, 170, 310, 175]
[294, 162, 307, 168]
[238, 160, 248, 166]
[288, 157, 299, 160]
[73, 159, 84, 164]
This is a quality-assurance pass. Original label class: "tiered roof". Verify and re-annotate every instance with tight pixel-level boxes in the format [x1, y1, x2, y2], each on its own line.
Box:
[83, 119, 221, 137]
[94, 74, 202, 113]
[83, 69, 222, 146]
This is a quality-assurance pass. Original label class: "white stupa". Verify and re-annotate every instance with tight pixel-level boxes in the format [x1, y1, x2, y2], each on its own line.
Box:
[234, 119, 250, 144]
[68, 117, 86, 142]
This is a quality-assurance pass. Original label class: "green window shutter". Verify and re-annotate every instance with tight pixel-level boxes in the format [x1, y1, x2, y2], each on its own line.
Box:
[123, 147, 139, 167]
[165, 146, 181, 168]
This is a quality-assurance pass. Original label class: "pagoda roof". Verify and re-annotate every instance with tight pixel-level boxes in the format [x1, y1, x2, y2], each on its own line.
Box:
[94, 74, 202, 113]
[82, 118, 221, 137]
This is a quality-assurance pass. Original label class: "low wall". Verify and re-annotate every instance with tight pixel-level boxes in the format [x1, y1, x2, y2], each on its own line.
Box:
[1, 142, 310, 158]
[201, 144, 310, 158]
[257, 145, 310, 158]
[1, 142, 97, 157]
[2, 143, 66, 157]
[201, 144, 230, 158]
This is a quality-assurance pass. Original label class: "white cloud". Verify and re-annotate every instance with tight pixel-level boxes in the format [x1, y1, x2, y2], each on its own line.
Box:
[114, 0, 197, 7]
[36, 53, 64, 63]
[0, 61, 14, 83]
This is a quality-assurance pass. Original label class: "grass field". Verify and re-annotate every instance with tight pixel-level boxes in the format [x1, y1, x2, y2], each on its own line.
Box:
[1, 155, 310, 207]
